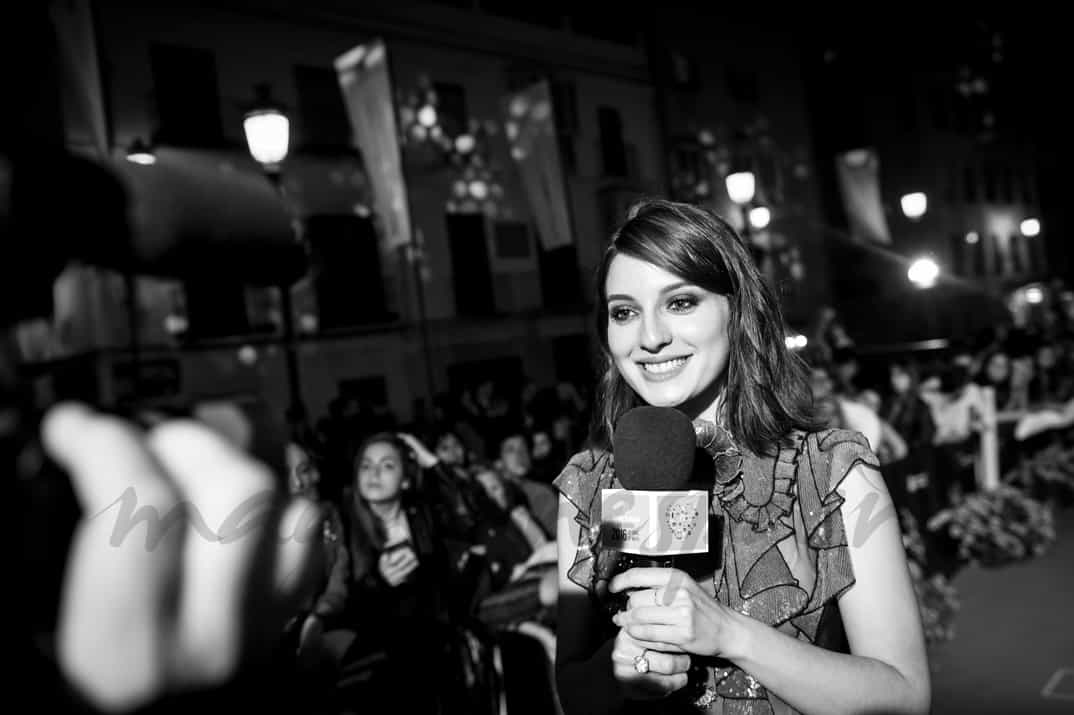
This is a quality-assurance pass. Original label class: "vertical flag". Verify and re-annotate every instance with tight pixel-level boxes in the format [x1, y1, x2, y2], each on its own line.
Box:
[50, 0, 109, 157]
[503, 81, 572, 250]
[835, 148, 891, 244]
[335, 40, 412, 251]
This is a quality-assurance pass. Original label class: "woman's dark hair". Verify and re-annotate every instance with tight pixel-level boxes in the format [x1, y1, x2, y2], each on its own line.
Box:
[344, 432, 417, 581]
[589, 199, 820, 454]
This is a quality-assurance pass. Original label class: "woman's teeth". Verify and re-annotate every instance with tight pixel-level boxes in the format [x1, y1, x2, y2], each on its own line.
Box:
[641, 357, 689, 374]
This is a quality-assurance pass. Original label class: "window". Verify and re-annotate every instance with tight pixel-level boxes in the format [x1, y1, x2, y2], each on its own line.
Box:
[493, 220, 531, 259]
[294, 65, 352, 150]
[432, 81, 468, 138]
[305, 214, 388, 329]
[150, 43, 224, 146]
[445, 212, 495, 316]
[597, 106, 628, 177]
[552, 79, 579, 174]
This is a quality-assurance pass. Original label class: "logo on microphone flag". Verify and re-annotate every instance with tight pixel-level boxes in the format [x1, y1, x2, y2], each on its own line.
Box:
[601, 489, 709, 556]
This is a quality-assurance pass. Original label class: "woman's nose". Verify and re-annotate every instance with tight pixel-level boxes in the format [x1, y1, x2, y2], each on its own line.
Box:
[639, 312, 671, 352]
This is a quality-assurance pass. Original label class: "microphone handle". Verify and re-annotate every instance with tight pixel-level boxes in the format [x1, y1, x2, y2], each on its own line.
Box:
[624, 555, 676, 569]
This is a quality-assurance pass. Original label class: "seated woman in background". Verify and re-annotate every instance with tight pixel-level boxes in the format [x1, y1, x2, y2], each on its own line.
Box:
[299, 433, 477, 713]
[468, 465, 558, 628]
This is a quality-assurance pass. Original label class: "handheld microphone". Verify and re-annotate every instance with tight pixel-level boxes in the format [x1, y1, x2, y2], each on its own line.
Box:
[595, 407, 719, 609]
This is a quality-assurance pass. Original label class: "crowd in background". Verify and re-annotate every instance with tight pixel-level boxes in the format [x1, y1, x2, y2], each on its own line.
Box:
[269, 291, 1074, 713]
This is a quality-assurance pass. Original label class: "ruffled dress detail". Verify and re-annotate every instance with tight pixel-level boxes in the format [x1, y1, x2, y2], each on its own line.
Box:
[554, 426, 880, 714]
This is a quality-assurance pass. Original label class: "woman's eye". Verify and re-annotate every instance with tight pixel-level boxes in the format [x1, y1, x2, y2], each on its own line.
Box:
[609, 306, 636, 323]
[668, 295, 699, 312]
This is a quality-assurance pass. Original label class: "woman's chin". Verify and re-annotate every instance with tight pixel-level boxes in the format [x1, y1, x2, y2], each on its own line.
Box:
[634, 385, 690, 409]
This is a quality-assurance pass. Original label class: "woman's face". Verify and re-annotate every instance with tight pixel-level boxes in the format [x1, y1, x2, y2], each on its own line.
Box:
[286, 443, 319, 495]
[605, 254, 731, 419]
[475, 469, 508, 509]
[531, 431, 552, 459]
[890, 366, 911, 394]
[499, 435, 531, 477]
[1037, 346, 1057, 369]
[435, 432, 465, 466]
[357, 441, 406, 504]
[986, 353, 1010, 383]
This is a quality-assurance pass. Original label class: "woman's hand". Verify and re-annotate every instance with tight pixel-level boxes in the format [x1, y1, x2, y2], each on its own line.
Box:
[378, 544, 419, 586]
[396, 432, 439, 469]
[610, 567, 743, 659]
[611, 627, 691, 700]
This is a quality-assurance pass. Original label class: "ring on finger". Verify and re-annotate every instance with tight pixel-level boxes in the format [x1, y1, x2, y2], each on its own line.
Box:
[633, 649, 651, 674]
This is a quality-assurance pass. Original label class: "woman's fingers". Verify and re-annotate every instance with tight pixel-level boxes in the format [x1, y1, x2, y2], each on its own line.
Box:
[610, 568, 697, 597]
[147, 419, 277, 683]
[615, 604, 686, 627]
[43, 404, 185, 712]
[626, 587, 687, 610]
[611, 648, 691, 676]
[625, 624, 685, 645]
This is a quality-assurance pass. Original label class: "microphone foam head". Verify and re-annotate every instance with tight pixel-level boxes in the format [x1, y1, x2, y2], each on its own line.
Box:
[613, 406, 696, 490]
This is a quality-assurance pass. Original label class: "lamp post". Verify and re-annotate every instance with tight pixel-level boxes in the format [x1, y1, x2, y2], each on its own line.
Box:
[899, 192, 936, 338]
[242, 83, 307, 424]
[726, 169, 761, 270]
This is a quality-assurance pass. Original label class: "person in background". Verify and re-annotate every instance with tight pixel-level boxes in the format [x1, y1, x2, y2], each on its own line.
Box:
[300, 432, 471, 713]
[497, 431, 558, 538]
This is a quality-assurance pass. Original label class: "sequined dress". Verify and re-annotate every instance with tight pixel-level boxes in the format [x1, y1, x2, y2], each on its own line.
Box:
[553, 424, 880, 714]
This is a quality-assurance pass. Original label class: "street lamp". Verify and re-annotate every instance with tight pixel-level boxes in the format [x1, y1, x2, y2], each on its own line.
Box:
[726, 169, 755, 237]
[125, 138, 156, 165]
[1020, 218, 1041, 237]
[908, 255, 940, 338]
[900, 192, 928, 220]
[243, 84, 290, 172]
[242, 83, 307, 425]
[748, 206, 771, 230]
[907, 256, 940, 289]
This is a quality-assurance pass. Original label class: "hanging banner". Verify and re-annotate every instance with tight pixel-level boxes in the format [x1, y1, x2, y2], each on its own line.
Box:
[50, 0, 109, 157]
[835, 148, 891, 244]
[335, 40, 412, 251]
[503, 81, 573, 250]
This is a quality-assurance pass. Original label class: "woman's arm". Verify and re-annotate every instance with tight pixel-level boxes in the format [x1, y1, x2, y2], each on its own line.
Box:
[728, 464, 930, 714]
[510, 504, 548, 551]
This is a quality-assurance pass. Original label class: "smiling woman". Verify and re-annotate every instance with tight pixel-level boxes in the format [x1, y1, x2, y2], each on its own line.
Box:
[553, 199, 931, 715]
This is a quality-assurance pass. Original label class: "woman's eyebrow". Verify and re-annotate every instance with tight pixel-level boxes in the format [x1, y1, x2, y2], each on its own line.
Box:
[606, 282, 693, 303]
